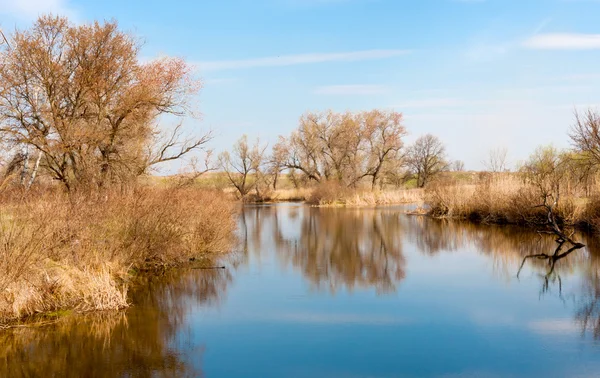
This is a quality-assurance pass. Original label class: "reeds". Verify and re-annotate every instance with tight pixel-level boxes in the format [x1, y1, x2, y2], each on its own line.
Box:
[425, 174, 597, 228]
[305, 181, 424, 207]
[0, 186, 236, 325]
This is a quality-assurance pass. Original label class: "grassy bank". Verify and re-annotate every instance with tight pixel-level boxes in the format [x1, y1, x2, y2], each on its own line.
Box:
[304, 182, 424, 207]
[425, 174, 600, 230]
[0, 186, 236, 326]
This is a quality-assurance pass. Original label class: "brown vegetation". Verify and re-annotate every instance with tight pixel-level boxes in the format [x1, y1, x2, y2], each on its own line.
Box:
[0, 186, 236, 325]
[0, 16, 236, 325]
[0, 15, 211, 191]
[426, 110, 600, 233]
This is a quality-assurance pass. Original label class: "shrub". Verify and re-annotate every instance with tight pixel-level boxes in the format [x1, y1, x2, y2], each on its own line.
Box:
[0, 187, 236, 324]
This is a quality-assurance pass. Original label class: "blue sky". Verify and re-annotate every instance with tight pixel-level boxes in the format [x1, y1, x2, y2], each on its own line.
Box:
[1, 0, 600, 171]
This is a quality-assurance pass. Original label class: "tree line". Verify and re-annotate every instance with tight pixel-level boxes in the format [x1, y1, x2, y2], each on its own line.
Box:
[219, 110, 456, 198]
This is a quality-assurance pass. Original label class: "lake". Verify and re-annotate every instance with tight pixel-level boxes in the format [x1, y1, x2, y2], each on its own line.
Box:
[2, 203, 600, 378]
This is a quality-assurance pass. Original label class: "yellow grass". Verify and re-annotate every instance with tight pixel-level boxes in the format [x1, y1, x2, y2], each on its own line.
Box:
[0, 186, 237, 325]
[425, 174, 598, 228]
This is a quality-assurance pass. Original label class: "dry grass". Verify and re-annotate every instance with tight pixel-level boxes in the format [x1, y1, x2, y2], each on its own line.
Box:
[305, 181, 424, 207]
[343, 189, 424, 207]
[0, 186, 236, 325]
[270, 188, 312, 202]
[425, 174, 595, 227]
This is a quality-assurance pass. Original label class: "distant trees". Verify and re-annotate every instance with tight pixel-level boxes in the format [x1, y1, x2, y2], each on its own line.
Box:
[519, 146, 566, 201]
[218, 135, 266, 198]
[0, 15, 208, 191]
[219, 111, 462, 194]
[452, 160, 465, 172]
[570, 109, 600, 166]
[274, 110, 407, 188]
[404, 134, 448, 188]
[483, 147, 508, 173]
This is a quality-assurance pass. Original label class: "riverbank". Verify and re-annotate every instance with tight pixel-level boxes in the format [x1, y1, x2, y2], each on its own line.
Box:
[238, 185, 424, 207]
[0, 186, 236, 327]
[424, 175, 600, 232]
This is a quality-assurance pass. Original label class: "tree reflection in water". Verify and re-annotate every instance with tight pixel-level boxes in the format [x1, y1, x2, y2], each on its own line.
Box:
[242, 205, 600, 340]
[241, 205, 406, 293]
[4, 204, 600, 377]
[0, 267, 232, 378]
[405, 214, 600, 340]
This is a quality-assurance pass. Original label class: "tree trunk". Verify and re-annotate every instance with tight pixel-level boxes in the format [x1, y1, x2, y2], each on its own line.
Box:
[26, 151, 42, 190]
[20, 146, 29, 186]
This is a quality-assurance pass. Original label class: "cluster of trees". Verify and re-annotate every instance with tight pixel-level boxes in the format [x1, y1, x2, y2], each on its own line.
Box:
[512, 110, 600, 201]
[0, 16, 209, 191]
[220, 110, 455, 197]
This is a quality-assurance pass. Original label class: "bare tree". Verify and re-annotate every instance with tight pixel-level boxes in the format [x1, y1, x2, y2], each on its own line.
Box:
[404, 134, 447, 188]
[570, 108, 600, 166]
[362, 110, 407, 189]
[483, 147, 508, 173]
[452, 160, 465, 172]
[276, 109, 406, 188]
[0, 16, 209, 191]
[516, 146, 585, 285]
[219, 135, 266, 198]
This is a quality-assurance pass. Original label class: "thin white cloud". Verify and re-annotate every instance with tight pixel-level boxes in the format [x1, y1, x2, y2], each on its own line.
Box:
[204, 77, 239, 86]
[523, 33, 600, 50]
[0, 0, 77, 20]
[561, 73, 600, 80]
[314, 84, 388, 95]
[396, 97, 534, 110]
[196, 49, 410, 71]
[465, 43, 511, 62]
[396, 98, 472, 108]
[532, 18, 553, 35]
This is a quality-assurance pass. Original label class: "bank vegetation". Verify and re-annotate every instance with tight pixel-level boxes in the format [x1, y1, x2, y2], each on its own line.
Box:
[0, 16, 236, 325]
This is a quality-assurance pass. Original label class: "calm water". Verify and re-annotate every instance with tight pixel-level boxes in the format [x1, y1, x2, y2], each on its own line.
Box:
[2, 203, 600, 378]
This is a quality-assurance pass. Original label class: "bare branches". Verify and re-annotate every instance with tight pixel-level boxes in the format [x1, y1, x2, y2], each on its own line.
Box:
[219, 135, 267, 198]
[483, 147, 508, 173]
[0, 28, 10, 49]
[172, 151, 216, 187]
[0, 16, 204, 191]
[276, 110, 406, 188]
[404, 134, 447, 188]
[570, 109, 600, 165]
[147, 124, 213, 169]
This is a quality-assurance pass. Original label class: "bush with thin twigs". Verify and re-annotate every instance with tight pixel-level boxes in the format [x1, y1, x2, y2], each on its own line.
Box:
[0, 186, 236, 325]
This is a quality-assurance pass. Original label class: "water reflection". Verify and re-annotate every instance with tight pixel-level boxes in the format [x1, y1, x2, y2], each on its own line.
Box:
[241, 205, 600, 340]
[0, 267, 231, 377]
[3, 204, 600, 378]
[242, 206, 406, 293]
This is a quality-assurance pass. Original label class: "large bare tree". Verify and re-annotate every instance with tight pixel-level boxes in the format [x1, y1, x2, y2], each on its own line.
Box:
[0, 15, 209, 191]
[219, 135, 266, 198]
[404, 134, 447, 188]
[275, 109, 406, 188]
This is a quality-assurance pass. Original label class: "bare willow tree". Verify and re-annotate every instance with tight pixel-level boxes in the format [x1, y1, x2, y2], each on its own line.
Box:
[570, 109, 600, 165]
[0, 15, 209, 191]
[362, 110, 407, 188]
[404, 134, 447, 188]
[219, 135, 266, 198]
[275, 109, 406, 188]
[452, 160, 465, 172]
[483, 147, 508, 173]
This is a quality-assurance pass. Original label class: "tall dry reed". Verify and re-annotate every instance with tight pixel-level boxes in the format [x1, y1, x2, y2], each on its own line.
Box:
[0, 186, 236, 325]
